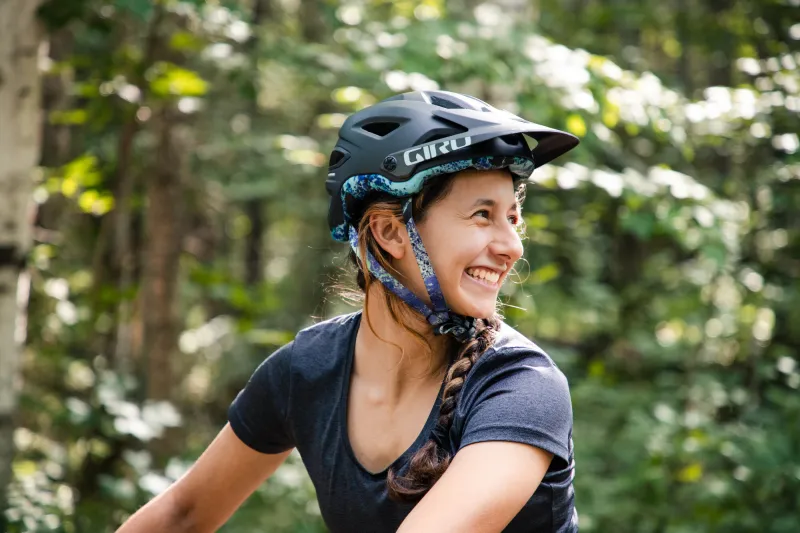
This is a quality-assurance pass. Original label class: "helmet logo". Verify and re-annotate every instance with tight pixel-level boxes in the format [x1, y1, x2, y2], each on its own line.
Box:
[402, 136, 472, 167]
[382, 156, 397, 171]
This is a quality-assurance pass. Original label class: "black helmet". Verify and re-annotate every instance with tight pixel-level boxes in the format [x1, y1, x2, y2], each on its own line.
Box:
[326, 90, 579, 241]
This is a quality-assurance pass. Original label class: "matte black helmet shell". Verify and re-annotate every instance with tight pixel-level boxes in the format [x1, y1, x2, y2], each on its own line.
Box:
[326, 90, 579, 241]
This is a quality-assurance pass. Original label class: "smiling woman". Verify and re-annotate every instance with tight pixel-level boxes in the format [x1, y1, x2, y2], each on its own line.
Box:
[412, 170, 525, 318]
[116, 91, 580, 533]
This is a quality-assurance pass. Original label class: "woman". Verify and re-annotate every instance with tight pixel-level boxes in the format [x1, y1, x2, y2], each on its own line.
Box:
[117, 90, 580, 532]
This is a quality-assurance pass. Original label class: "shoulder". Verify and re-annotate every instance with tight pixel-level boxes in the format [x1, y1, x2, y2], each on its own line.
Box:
[295, 310, 361, 343]
[458, 320, 573, 425]
[453, 321, 574, 461]
[289, 311, 361, 380]
[492, 320, 549, 356]
[470, 320, 569, 390]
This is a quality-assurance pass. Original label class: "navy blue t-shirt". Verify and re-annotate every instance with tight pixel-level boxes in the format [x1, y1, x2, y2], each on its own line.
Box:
[228, 312, 578, 532]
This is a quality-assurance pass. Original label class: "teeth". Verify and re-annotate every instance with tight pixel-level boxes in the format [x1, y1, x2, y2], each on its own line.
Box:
[467, 268, 499, 284]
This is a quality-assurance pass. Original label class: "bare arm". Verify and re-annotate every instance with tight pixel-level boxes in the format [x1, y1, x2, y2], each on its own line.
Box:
[396, 441, 553, 533]
[117, 423, 292, 533]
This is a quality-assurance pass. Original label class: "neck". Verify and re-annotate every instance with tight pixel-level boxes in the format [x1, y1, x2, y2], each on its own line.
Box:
[354, 284, 452, 397]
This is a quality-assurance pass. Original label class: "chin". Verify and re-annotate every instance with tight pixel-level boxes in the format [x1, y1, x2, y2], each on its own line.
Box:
[447, 278, 499, 319]
[449, 298, 497, 320]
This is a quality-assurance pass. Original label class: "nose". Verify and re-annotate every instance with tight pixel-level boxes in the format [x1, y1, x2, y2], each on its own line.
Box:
[489, 219, 524, 265]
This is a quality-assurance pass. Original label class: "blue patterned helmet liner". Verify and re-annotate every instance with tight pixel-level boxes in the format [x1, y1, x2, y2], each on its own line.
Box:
[348, 222, 432, 318]
[348, 207, 471, 338]
[331, 156, 534, 242]
[402, 202, 447, 313]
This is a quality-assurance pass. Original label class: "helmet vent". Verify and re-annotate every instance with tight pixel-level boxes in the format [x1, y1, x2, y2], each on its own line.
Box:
[421, 133, 451, 144]
[414, 117, 469, 146]
[361, 122, 400, 137]
[430, 94, 466, 109]
[329, 148, 349, 169]
[500, 134, 522, 146]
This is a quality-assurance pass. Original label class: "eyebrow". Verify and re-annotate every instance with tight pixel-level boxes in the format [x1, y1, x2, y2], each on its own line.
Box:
[469, 198, 519, 210]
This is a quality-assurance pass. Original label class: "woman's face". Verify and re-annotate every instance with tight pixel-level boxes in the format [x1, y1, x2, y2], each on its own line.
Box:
[403, 169, 524, 319]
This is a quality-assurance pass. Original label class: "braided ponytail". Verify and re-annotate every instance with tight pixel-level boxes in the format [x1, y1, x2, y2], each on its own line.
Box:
[337, 171, 522, 502]
[386, 315, 501, 502]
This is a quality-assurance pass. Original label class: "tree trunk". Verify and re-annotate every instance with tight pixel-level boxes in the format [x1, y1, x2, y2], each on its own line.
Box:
[36, 29, 74, 235]
[141, 108, 188, 460]
[298, 0, 326, 43]
[0, 0, 43, 519]
[90, 5, 165, 374]
[244, 0, 269, 285]
[110, 118, 139, 375]
[706, 0, 733, 87]
[675, 0, 694, 95]
[244, 199, 264, 284]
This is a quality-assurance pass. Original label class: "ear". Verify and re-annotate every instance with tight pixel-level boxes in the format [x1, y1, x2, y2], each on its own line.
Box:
[368, 212, 407, 260]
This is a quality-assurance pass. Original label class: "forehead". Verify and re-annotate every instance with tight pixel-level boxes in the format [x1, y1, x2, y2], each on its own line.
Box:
[444, 169, 518, 204]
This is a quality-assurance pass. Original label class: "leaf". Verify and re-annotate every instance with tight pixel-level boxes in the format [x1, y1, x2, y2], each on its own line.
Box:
[621, 211, 655, 239]
[588, 360, 605, 377]
[229, 285, 251, 309]
[78, 190, 99, 212]
[93, 193, 115, 215]
[530, 263, 560, 284]
[49, 109, 88, 125]
[677, 463, 703, 483]
[63, 154, 102, 187]
[169, 31, 205, 52]
[701, 242, 727, 267]
[624, 122, 640, 136]
[602, 103, 619, 128]
[62, 177, 78, 198]
[566, 114, 587, 137]
[11, 461, 38, 477]
[149, 62, 208, 97]
[525, 214, 550, 229]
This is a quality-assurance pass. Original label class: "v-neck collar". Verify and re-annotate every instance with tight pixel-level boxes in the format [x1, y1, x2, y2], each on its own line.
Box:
[338, 312, 446, 479]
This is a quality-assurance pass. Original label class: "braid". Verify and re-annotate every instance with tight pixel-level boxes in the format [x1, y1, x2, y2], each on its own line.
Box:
[387, 314, 501, 502]
[342, 179, 511, 501]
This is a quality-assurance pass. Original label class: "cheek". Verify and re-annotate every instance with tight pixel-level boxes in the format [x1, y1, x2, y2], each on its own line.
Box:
[418, 218, 488, 284]
[428, 227, 485, 281]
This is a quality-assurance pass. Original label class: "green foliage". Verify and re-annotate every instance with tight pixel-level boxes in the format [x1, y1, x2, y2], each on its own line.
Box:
[148, 62, 209, 98]
[114, 0, 153, 21]
[37, 0, 94, 31]
[8, 0, 799, 532]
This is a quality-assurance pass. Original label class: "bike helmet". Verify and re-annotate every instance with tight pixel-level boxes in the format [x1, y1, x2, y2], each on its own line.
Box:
[326, 90, 579, 341]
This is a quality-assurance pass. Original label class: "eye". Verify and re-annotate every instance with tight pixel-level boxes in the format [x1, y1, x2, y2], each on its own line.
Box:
[473, 209, 490, 219]
[508, 214, 520, 225]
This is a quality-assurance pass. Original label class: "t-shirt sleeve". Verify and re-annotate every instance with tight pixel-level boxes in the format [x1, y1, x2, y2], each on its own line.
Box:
[227, 341, 296, 454]
[456, 349, 573, 463]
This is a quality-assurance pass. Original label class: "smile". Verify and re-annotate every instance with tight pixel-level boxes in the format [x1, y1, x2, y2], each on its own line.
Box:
[464, 267, 501, 289]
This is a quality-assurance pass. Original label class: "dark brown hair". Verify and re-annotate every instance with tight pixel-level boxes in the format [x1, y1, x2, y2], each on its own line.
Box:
[345, 170, 525, 502]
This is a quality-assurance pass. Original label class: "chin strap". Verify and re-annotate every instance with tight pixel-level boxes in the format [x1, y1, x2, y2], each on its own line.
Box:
[348, 199, 478, 343]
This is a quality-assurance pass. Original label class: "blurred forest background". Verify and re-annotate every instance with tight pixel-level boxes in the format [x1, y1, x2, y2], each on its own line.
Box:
[0, 0, 798, 531]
